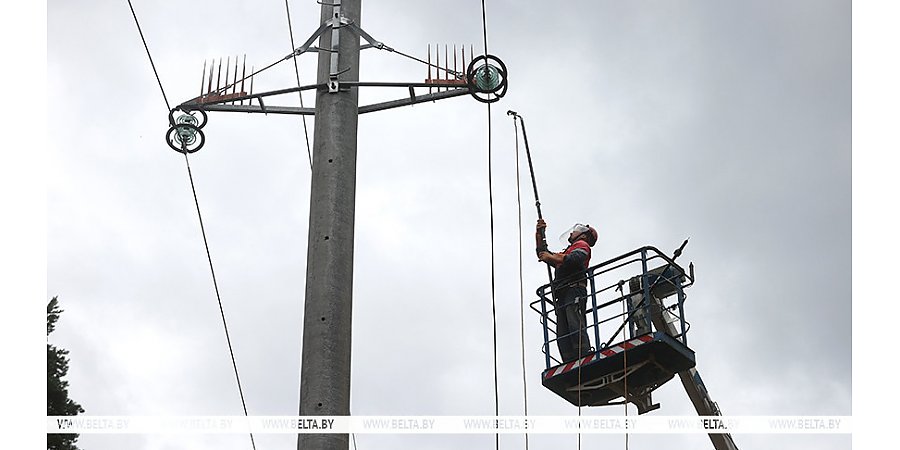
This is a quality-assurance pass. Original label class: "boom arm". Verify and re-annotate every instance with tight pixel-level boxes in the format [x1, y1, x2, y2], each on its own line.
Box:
[676, 367, 739, 450]
[648, 298, 739, 450]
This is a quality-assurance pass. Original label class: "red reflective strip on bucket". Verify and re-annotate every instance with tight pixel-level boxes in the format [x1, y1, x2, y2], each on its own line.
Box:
[544, 334, 654, 379]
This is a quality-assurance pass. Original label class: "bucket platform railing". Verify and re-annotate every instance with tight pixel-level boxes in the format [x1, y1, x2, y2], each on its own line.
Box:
[530, 245, 697, 414]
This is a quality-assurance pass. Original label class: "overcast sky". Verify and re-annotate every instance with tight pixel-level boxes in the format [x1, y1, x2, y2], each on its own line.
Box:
[26, 0, 870, 448]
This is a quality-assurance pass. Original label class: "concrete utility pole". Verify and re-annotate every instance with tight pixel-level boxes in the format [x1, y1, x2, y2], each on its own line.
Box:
[170, 5, 726, 447]
[298, 1, 361, 449]
[166, 2, 506, 447]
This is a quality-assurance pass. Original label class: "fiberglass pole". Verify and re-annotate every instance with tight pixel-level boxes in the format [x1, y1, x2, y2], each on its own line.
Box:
[508, 111, 554, 285]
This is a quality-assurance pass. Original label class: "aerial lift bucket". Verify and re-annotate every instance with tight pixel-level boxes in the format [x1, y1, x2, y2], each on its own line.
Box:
[532, 246, 696, 414]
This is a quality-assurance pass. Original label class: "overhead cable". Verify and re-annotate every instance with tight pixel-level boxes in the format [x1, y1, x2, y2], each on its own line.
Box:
[125, 2, 256, 449]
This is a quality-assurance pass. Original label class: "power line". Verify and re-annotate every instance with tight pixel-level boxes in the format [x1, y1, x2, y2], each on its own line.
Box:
[126, 0, 170, 111]
[480, 0, 490, 58]
[182, 153, 257, 450]
[284, 0, 314, 169]
[486, 102, 500, 450]
[513, 117, 530, 450]
[125, 2, 255, 449]
[478, 2, 499, 450]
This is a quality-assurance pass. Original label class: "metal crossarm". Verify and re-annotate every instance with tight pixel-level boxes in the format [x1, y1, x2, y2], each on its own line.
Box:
[179, 81, 470, 116]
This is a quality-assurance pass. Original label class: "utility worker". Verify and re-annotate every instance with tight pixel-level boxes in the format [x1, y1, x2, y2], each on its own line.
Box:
[536, 219, 598, 362]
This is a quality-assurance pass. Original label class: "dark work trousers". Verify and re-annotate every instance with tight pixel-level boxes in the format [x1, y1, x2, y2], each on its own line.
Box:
[554, 288, 592, 362]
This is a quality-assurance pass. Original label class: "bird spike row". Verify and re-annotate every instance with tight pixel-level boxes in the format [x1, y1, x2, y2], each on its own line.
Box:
[425, 44, 470, 92]
[198, 55, 252, 105]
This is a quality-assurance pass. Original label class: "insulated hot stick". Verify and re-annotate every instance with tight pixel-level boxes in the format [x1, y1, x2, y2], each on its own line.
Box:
[508, 110, 553, 285]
